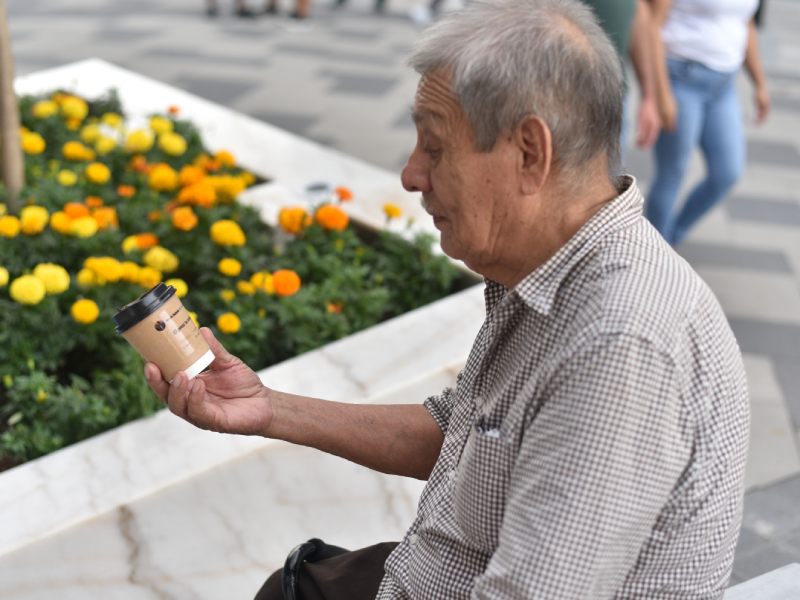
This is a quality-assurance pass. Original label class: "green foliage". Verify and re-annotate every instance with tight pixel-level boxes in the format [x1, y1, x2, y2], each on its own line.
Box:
[0, 89, 467, 467]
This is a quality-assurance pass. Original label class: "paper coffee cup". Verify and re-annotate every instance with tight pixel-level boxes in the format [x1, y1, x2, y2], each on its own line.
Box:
[113, 283, 214, 383]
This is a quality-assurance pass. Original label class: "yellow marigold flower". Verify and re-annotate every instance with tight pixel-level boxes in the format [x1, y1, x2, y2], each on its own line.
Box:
[70, 216, 98, 238]
[315, 204, 349, 231]
[124, 129, 154, 154]
[273, 269, 301, 297]
[32, 100, 58, 119]
[250, 271, 274, 294]
[20, 205, 49, 235]
[36, 389, 48, 402]
[63, 140, 95, 161]
[148, 163, 179, 192]
[158, 132, 187, 156]
[165, 278, 188, 298]
[241, 172, 256, 186]
[220, 289, 236, 303]
[383, 202, 403, 220]
[214, 149, 235, 167]
[217, 311, 241, 334]
[143, 245, 179, 273]
[171, 206, 198, 232]
[121, 235, 138, 254]
[208, 175, 245, 202]
[189, 311, 199, 327]
[101, 112, 123, 129]
[0, 215, 21, 238]
[119, 261, 140, 283]
[95, 135, 117, 156]
[66, 118, 81, 131]
[92, 206, 118, 230]
[32, 263, 70, 294]
[179, 165, 205, 187]
[236, 280, 256, 295]
[70, 299, 100, 324]
[76, 268, 96, 288]
[218, 257, 242, 277]
[57, 170, 78, 186]
[138, 266, 162, 288]
[50, 211, 72, 234]
[60, 96, 89, 121]
[149, 116, 173, 135]
[278, 206, 311, 235]
[85, 256, 123, 283]
[0, 267, 8, 287]
[210, 219, 246, 247]
[80, 123, 101, 144]
[9, 275, 46, 305]
[22, 132, 46, 155]
[85, 162, 111, 184]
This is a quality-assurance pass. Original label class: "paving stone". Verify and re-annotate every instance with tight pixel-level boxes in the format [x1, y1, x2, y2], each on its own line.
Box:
[249, 110, 318, 135]
[732, 544, 800, 582]
[142, 47, 267, 68]
[173, 74, 260, 106]
[680, 242, 792, 274]
[772, 360, 800, 430]
[324, 70, 398, 96]
[729, 319, 800, 360]
[770, 94, 800, 113]
[727, 195, 800, 226]
[272, 42, 394, 66]
[746, 138, 800, 170]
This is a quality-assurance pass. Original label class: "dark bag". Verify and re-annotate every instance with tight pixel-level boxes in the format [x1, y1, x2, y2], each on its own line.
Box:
[282, 538, 349, 600]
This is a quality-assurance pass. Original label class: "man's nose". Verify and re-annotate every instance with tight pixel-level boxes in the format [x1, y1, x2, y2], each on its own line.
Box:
[401, 150, 431, 194]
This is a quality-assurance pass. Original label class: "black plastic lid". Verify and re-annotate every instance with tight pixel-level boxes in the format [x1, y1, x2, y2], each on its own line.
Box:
[113, 282, 176, 334]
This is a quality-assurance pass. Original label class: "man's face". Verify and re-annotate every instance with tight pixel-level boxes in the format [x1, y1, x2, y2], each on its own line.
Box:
[401, 71, 518, 272]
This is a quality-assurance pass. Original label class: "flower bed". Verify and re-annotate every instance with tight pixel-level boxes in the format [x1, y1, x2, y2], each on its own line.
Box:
[0, 90, 462, 469]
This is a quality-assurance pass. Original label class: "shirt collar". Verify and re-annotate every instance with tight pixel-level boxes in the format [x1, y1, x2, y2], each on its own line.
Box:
[484, 176, 643, 316]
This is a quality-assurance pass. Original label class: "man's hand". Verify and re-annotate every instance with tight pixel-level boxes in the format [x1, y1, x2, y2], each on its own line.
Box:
[144, 327, 273, 436]
[658, 91, 678, 132]
[636, 95, 662, 148]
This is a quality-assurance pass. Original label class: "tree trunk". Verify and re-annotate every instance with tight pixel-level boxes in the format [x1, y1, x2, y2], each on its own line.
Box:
[0, 0, 24, 214]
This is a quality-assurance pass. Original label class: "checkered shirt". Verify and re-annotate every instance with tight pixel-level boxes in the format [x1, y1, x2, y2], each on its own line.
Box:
[375, 178, 749, 599]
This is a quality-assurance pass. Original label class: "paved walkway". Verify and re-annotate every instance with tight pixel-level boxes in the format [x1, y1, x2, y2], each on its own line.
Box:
[7, 0, 800, 585]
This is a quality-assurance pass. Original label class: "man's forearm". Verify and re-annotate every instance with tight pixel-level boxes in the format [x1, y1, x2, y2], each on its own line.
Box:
[263, 388, 444, 480]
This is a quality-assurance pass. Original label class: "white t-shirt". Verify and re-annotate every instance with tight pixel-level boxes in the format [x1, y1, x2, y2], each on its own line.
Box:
[661, 0, 758, 73]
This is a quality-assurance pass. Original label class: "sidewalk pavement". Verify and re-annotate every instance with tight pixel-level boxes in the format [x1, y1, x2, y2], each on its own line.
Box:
[7, 0, 800, 585]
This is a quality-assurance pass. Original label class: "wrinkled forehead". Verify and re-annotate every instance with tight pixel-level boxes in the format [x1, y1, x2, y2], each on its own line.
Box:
[411, 70, 468, 135]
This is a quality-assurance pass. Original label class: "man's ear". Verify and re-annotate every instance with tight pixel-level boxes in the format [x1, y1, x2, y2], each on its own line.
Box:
[516, 115, 552, 195]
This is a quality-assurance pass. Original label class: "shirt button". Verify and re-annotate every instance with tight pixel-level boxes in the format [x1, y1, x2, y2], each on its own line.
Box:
[408, 534, 419, 546]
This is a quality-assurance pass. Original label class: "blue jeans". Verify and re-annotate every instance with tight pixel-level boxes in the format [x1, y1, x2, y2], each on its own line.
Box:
[646, 58, 745, 245]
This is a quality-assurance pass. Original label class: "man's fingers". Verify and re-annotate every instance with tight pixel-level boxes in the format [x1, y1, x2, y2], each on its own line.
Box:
[185, 378, 216, 430]
[166, 372, 191, 419]
[144, 362, 170, 403]
[200, 327, 236, 368]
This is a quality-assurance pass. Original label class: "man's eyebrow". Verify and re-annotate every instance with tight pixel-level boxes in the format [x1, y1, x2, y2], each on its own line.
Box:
[411, 109, 444, 126]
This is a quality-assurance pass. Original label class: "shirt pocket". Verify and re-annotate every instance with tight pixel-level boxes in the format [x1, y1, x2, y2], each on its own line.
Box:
[452, 419, 517, 553]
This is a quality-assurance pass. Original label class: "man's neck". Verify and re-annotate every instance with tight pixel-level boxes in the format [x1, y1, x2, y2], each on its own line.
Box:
[481, 174, 620, 290]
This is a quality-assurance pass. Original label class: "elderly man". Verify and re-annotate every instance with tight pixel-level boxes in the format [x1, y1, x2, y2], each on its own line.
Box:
[145, 0, 749, 597]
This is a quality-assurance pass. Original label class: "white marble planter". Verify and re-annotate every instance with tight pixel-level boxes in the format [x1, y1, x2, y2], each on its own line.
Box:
[0, 60, 484, 599]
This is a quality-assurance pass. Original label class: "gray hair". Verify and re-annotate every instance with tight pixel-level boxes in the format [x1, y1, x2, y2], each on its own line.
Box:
[409, 0, 624, 179]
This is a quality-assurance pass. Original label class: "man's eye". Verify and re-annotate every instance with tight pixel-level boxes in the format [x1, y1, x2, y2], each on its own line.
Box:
[424, 146, 441, 158]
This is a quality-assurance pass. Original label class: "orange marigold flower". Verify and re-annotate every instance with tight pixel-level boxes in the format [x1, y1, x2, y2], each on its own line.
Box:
[129, 155, 149, 173]
[136, 232, 159, 250]
[178, 181, 216, 208]
[85, 196, 104, 208]
[117, 184, 136, 198]
[92, 207, 118, 230]
[278, 206, 311, 235]
[315, 204, 349, 232]
[272, 269, 301, 297]
[327, 302, 343, 314]
[64, 202, 90, 219]
[171, 206, 198, 232]
[179, 165, 205, 187]
[148, 209, 163, 222]
[335, 186, 353, 202]
[168, 105, 181, 116]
